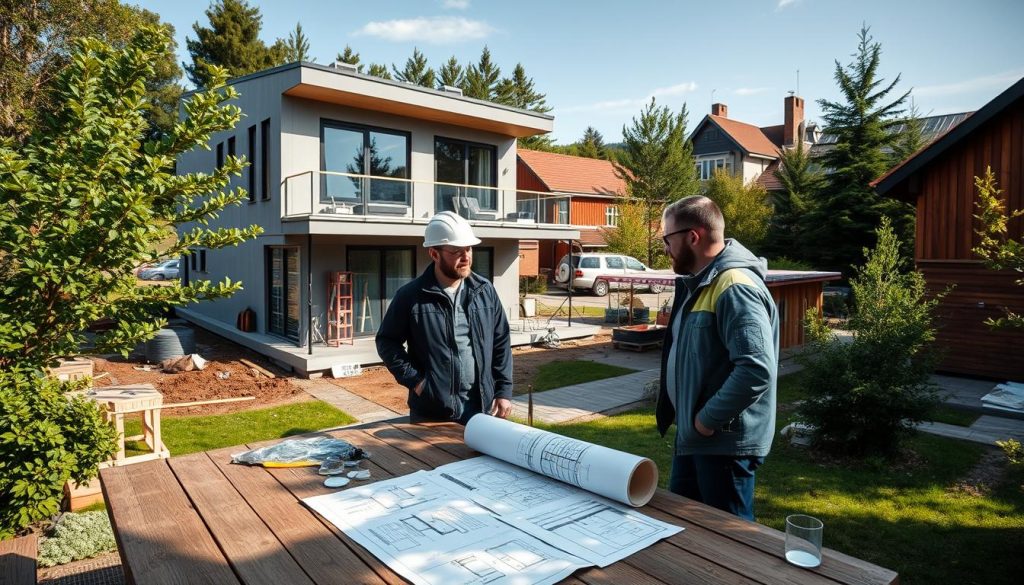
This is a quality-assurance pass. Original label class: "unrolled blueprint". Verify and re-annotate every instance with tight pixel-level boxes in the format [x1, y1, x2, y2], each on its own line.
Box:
[304, 471, 585, 585]
[434, 456, 682, 567]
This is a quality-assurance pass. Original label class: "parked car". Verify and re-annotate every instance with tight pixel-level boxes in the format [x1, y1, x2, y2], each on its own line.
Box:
[138, 259, 179, 281]
[553, 253, 672, 296]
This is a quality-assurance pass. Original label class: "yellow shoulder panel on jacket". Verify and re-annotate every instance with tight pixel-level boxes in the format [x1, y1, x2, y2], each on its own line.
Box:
[692, 270, 757, 314]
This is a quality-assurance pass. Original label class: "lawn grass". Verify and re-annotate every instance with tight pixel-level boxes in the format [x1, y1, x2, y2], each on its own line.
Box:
[523, 359, 636, 394]
[534, 373, 1024, 585]
[929, 404, 981, 427]
[124, 400, 356, 457]
[534, 302, 608, 318]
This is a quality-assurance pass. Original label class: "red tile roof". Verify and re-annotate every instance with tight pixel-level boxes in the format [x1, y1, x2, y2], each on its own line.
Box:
[709, 115, 782, 158]
[517, 149, 626, 196]
[756, 159, 784, 191]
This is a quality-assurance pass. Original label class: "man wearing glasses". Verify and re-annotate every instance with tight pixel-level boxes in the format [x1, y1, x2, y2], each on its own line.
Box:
[377, 211, 513, 425]
[655, 196, 778, 521]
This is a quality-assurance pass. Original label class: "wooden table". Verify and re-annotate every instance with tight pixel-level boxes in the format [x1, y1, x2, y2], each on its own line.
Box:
[100, 420, 899, 585]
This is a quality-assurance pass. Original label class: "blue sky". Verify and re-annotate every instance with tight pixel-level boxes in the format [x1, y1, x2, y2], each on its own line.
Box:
[134, 0, 1024, 143]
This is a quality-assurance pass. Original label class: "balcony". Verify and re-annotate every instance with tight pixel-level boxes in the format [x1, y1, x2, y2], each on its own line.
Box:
[282, 170, 573, 227]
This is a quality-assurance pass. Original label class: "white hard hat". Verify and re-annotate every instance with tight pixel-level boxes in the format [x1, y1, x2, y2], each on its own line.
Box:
[423, 211, 481, 248]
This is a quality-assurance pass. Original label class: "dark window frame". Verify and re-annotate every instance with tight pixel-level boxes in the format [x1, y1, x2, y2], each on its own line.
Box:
[260, 118, 271, 201]
[319, 119, 412, 205]
[247, 125, 257, 202]
[215, 141, 224, 169]
[473, 246, 495, 282]
[433, 136, 499, 213]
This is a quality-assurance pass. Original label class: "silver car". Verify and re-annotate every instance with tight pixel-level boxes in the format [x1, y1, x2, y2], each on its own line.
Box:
[138, 259, 179, 281]
[553, 253, 670, 296]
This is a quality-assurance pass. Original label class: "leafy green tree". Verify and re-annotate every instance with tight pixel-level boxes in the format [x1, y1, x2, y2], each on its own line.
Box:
[890, 99, 926, 165]
[0, 1, 180, 140]
[797, 218, 941, 456]
[336, 45, 362, 72]
[437, 56, 464, 88]
[765, 140, 822, 259]
[973, 167, 1024, 329]
[804, 25, 914, 273]
[576, 127, 607, 159]
[614, 98, 699, 265]
[0, 26, 260, 537]
[702, 170, 773, 251]
[392, 47, 435, 87]
[283, 22, 312, 62]
[367, 62, 392, 80]
[604, 201, 667, 268]
[185, 0, 286, 88]
[461, 46, 500, 100]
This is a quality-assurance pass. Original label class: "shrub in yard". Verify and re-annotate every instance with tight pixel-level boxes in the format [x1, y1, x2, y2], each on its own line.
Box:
[38, 511, 117, 567]
[0, 26, 258, 537]
[0, 371, 116, 539]
[996, 438, 1023, 464]
[519, 275, 547, 294]
[797, 218, 942, 456]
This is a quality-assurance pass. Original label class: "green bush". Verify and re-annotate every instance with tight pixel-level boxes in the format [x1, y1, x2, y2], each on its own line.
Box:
[519, 275, 548, 294]
[797, 218, 942, 456]
[0, 371, 116, 539]
[768, 256, 814, 271]
[996, 438, 1024, 464]
[38, 511, 117, 567]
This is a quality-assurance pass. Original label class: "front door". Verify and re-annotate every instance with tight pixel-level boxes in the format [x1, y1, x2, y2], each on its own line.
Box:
[267, 247, 301, 340]
[347, 247, 415, 336]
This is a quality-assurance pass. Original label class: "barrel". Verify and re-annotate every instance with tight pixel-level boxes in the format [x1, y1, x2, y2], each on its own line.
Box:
[145, 326, 196, 363]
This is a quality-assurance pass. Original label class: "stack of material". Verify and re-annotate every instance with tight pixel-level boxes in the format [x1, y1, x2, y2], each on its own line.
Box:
[981, 381, 1024, 413]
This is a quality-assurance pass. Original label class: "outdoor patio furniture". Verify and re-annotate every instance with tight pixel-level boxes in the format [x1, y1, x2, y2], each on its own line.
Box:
[100, 420, 899, 585]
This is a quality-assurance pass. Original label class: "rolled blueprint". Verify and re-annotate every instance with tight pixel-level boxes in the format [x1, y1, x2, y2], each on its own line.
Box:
[464, 415, 658, 507]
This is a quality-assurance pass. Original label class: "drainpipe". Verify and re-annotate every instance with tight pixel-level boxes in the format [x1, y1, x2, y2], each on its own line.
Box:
[307, 234, 313, 355]
[567, 241, 573, 327]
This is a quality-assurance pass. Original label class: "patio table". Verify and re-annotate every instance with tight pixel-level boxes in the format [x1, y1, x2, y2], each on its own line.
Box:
[100, 420, 899, 585]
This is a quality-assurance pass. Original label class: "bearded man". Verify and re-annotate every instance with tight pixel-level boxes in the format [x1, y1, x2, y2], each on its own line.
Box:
[377, 212, 513, 424]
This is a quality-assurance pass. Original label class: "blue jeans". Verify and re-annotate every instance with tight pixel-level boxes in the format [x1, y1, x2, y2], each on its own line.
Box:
[669, 454, 764, 521]
[455, 392, 483, 426]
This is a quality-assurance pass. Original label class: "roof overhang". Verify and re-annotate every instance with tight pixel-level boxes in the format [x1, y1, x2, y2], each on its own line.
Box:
[283, 64, 554, 138]
[283, 218, 578, 240]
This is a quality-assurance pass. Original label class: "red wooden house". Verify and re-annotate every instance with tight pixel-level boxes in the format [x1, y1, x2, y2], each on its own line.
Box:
[874, 77, 1024, 381]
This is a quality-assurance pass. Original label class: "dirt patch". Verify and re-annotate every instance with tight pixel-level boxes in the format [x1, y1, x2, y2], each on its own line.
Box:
[948, 449, 1007, 497]
[91, 328, 304, 416]
[326, 333, 618, 413]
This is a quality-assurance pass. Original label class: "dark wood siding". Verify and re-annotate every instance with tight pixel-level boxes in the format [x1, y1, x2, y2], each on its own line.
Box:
[692, 124, 738, 156]
[919, 261, 1024, 380]
[769, 281, 823, 349]
[516, 161, 548, 192]
[572, 197, 616, 226]
[905, 99, 1024, 260]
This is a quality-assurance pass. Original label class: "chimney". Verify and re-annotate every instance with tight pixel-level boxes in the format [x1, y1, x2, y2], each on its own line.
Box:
[784, 95, 805, 146]
[711, 103, 728, 118]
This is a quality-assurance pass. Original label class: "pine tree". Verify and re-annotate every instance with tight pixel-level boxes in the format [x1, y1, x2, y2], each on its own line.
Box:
[890, 99, 926, 165]
[614, 98, 699, 265]
[765, 140, 823, 259]
[392, 48, 435, 88]
[185, 0, 286, 88]
[367, 63, 392, 79]
[803, 25, 914, 272]
[437, 56, 464, 88]
[336, 45, 362, 72]
[462, 46, 501, 100]
[577, 127, 607, 159]
[494, 63, 552, 150]
[283, 22, 311, 62]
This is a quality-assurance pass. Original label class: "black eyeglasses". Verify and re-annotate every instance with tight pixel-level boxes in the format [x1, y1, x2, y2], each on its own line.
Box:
[661, 228, 695, 245]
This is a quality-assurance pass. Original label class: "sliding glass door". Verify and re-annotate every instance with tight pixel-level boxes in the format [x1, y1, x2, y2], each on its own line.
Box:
[434, 137, 497, 215]
[321, 121, 411, 209]
[267, 247, 301, 340]
[347, 247, 415, 336]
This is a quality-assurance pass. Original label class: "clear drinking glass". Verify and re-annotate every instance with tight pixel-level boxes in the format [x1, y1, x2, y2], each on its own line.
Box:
[785, 514, 823, 568]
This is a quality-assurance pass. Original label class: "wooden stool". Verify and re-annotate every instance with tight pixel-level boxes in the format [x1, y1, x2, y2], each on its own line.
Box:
[87, 384, 170, 464]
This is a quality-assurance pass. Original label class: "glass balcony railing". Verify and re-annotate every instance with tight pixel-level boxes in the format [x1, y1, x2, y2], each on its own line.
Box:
[282, 170, 574, 226]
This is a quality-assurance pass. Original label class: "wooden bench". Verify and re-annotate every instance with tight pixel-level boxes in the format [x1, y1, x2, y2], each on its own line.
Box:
[0, 534, 37, 585]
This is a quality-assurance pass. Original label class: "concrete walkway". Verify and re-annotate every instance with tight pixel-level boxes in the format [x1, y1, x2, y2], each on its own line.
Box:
[291, 377, 400, 424]
[510, 369, 659, 423]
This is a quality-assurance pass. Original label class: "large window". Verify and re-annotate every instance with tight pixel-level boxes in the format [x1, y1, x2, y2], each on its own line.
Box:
[695, 156, 733, 180]
[321, 121, 410, 208]
[474, 247, 494, 281]
[434, 137, 497, 217]
[267, 247, 300, 340]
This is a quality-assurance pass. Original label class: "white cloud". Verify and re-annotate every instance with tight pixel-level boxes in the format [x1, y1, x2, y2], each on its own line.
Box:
[560, 81, 698, 114]
[734, 87, 771, 96]
[442, 0, 471, 8]
[913, 69, 1024, 98]
[356, 17, 492, 44]
[776, 0, 800, 10]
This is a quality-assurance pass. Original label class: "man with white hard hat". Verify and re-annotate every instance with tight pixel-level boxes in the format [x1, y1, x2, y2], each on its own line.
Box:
[376, 212, 513, 424]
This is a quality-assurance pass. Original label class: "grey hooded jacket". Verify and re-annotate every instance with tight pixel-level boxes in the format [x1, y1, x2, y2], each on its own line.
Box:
[655, 239, 779, 457]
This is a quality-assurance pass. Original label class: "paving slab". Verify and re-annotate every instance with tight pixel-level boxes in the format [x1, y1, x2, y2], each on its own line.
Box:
[291, 377, 401, 423]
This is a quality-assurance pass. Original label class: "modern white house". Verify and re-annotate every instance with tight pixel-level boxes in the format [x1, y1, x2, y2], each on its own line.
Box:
[175, 62, 580, 376]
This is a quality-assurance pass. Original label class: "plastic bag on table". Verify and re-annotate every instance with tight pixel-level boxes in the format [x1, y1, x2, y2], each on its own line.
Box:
[231, 437, 367, 468]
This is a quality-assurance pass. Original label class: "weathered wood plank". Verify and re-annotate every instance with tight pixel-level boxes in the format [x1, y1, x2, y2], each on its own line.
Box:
[167, 453, 315, 585]
[100, 460, 242, 585]
[206, 448, 389, 585]
[647, 491, 898, 585]
[0, 533, 36, 585]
